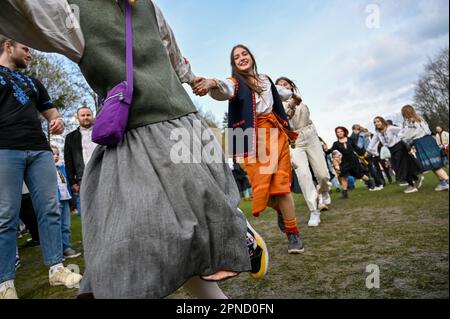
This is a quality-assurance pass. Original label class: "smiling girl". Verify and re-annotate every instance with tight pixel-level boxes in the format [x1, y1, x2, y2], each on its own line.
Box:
[193, 45, 304, 254]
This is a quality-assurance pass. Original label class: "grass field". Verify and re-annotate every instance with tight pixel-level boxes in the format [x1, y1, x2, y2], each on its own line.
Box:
[14, 172, 449, 299]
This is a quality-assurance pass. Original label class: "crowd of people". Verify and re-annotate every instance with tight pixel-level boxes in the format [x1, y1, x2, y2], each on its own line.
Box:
[0, 0, 448, 300]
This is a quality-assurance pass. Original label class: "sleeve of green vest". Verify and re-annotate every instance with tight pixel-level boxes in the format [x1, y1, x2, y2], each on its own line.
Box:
[0, 0, 84, 63]
[153, 2, 196, 85]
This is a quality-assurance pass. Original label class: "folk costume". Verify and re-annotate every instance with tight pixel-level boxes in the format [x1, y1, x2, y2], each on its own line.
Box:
[210, 75, 298, 217]
[1, 0, 253, 299]
[367, 126, 420, 187]
[399, 120, 446, 172]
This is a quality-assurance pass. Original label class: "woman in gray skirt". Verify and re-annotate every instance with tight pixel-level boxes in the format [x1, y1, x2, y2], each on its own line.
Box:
[0, 0, 268, 299]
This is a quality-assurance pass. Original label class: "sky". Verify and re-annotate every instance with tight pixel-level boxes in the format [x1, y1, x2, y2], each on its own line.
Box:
[153, 0, 449, 145]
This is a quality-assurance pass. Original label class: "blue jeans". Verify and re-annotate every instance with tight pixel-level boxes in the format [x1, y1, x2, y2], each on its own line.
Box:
[73, 192, 81, 216]
[0, 150, 63, 283]
[59, 200, 72, 252]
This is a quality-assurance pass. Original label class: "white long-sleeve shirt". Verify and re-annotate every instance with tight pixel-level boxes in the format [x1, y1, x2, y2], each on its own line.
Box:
[0, 0, 195, 84]
[284, 102, 313, 131]
[209, 75, 292, 115]
[398, 120, 432, 146]
[367, 125, 402, 155]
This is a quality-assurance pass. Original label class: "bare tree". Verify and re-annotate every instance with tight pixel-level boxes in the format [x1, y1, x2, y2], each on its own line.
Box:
[414, 48, 449, 131]
[24, 50, 97, 139]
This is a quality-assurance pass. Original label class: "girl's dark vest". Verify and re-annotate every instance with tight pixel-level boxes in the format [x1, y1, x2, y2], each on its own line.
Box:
[228, 76, 291, 158]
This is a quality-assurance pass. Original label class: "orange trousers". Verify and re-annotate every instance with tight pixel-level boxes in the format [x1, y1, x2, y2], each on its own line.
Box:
[243, 113, 297, 217]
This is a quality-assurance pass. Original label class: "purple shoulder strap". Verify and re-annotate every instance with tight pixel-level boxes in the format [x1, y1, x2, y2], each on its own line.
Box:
[125, 0, 134, 104]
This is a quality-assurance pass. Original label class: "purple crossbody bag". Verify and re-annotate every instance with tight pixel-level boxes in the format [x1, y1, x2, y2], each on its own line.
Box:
[92, 0, 134, 146]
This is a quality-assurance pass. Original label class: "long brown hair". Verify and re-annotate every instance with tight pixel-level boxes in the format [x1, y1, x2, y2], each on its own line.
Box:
[230, 44, 263, 94]
[374, 116, 389, 132]
[275, 76, 299, 93]
[401, 105, 423, 123]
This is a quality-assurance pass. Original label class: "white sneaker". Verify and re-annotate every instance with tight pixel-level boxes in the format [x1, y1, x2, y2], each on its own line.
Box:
[308, 212, 321, 227]
[0, 286, 18, 299]
[370, 186, 383, 192]
[321, 192, 332, 205]
[404, 186, 419, 194]
[414, 176, 425, 189]
[49, 267, 83, 289]
[435, 182, 449, 192]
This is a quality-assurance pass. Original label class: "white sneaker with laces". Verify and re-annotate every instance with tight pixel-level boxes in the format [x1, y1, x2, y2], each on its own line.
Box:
[49, 267, 83, 289]
[308, 212, 321, 227]
[435, 182, 449, 192]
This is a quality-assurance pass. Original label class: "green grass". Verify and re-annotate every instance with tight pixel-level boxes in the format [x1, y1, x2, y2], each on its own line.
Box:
[15, 172, 449, 299]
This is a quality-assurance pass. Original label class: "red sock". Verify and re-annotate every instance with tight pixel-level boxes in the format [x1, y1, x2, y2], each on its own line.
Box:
[284, 218, 300, 235]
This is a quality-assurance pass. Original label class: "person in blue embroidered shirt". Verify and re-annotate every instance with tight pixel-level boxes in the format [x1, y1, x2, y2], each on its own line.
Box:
[0, 36, 82, 299]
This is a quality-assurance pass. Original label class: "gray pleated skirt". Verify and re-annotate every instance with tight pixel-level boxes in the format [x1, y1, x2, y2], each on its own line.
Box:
[79, 113, 251, 299]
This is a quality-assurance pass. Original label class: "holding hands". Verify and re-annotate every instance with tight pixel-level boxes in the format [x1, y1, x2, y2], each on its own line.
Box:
[191, 77, 218, 97]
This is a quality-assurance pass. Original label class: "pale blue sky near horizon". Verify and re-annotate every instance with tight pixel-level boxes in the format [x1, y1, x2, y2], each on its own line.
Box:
[153, 0, 449, 144]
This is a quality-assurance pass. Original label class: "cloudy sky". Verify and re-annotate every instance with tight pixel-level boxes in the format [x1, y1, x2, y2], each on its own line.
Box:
[156, 0, 449, 144]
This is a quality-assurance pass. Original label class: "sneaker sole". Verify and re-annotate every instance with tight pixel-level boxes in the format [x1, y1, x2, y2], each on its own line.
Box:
[288, 248, 305, 254]
[63, 253, 82, 259]
[247, 221, 269, 280]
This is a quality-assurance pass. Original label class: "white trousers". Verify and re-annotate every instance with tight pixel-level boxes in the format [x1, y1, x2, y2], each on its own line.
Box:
[291, 125, 331, 212]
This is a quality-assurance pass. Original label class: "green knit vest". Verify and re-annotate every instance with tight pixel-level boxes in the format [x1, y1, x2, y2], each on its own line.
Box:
[68, 0, 196, 129]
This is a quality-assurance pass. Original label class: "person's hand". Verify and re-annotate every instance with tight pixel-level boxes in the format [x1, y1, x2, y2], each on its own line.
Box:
[49, 118, 64, 135]
[190, 76, 205, 91]
[192, 79, 217, 97]
[71, 184, 80, 193]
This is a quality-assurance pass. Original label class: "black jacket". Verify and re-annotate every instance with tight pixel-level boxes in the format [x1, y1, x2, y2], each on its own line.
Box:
[64, 128, 85, 187]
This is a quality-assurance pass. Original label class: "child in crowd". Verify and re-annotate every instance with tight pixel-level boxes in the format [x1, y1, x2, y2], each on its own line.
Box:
[51, 145, 81, 260]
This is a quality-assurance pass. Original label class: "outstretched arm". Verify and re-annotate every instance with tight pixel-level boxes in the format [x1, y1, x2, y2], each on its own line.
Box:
[153, 2, 198, 85]
[192, 78, 237, 101]
[366, 134, 380, 156]
[0, 0, 84, 63]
